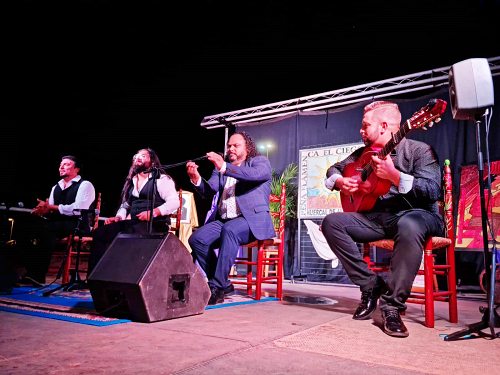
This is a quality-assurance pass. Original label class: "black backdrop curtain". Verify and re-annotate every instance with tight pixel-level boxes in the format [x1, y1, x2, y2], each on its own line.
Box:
[236, 77, 500, 280]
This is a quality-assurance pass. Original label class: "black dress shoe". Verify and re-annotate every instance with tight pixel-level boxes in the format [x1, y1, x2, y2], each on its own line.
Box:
[208, 287, 225, 305]
[223, 283, 235, 296]
[352, 277, 387, 320]
[382, 309, 409, 338]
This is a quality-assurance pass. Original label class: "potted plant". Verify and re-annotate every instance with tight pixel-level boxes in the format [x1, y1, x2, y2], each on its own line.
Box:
[270, 163, 298, 225]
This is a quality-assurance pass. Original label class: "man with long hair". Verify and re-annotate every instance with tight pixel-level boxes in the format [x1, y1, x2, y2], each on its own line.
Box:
[88, 148, 179, 275]
[186, 131, 275, 305]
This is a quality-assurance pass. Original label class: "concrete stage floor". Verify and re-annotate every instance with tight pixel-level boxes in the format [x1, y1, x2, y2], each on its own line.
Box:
[1, 281, 499, 375]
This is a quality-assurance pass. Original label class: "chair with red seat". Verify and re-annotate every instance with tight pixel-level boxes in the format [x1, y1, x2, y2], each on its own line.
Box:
[362, 159, 458, 328]
[230, 183, 286, 300]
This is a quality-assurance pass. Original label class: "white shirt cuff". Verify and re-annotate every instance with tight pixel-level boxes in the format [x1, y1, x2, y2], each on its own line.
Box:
[219, 162, 227, 174]
[398, 172, 414, 193]
[325, 174, 340, 191]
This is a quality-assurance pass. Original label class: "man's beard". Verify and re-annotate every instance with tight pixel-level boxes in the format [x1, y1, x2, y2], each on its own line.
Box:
[133, 164, 149, 174]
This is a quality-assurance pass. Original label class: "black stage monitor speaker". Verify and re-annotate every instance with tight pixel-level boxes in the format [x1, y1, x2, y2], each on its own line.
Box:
[448, 57, 494, 120]
[87, 233, 210, 323]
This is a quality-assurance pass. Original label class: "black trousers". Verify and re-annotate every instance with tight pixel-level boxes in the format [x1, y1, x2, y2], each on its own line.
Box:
[25, 219, 78, 284]
[320, 209, 443, 311]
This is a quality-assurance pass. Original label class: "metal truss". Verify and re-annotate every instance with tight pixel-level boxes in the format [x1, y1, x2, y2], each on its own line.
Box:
[201, 56, 500, 129]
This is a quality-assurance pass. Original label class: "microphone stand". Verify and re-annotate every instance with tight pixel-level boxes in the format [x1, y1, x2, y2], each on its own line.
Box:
[145, 157, 209, 235]
[444, 115, 500, 341]
[147, 167, 159, 234]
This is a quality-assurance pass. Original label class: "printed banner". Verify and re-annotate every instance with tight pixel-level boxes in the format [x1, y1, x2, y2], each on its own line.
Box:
[456, 160, 500, 251]
[298, 142, 363, 219]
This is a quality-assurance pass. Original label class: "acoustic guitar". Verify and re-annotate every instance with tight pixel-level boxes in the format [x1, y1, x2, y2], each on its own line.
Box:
[341, 98, 448, 213]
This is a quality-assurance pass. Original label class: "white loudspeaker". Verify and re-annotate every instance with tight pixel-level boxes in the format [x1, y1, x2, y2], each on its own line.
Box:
[448, 58, 494, 120]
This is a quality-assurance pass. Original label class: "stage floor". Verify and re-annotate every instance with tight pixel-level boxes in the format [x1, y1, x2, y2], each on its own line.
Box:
[1, 280, 499, 374]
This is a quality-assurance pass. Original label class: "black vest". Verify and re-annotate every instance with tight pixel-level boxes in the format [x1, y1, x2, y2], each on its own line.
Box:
[50, 179, 95, 235]
[128, 176, 170, 226]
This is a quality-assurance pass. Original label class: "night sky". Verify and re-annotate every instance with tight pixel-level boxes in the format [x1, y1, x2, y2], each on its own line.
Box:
[2, 1, 499, 217]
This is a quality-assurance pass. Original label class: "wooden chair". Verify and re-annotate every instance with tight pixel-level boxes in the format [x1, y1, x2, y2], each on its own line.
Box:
[230, 183, 286, 300]
[362, 160, 458, 328]
[169, 189, 183, 237]
[61, 192, 101, 283]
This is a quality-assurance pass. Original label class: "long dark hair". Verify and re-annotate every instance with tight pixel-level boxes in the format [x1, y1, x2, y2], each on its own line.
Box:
[120, 148, 169, 204]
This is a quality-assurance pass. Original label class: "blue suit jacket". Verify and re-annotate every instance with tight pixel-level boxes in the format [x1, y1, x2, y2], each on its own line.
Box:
[194, 156, 276, 240]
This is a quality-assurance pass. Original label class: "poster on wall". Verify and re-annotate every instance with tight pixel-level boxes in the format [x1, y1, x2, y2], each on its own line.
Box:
[455, 160, 500, 251]
[298, 142, 363, 219]
[298, 142, 363, 283]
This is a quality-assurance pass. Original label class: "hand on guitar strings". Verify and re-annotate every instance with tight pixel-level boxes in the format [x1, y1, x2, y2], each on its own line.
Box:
[337, 176, 361, 194]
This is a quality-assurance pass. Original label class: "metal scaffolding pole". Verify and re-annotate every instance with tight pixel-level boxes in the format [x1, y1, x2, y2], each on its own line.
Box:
[201, 56, 500, 129]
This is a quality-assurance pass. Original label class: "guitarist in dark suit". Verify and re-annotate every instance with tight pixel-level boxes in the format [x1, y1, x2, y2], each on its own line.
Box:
[321, 101, 444, 338]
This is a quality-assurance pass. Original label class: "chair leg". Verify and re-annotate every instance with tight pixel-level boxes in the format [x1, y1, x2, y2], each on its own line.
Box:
[255, 246, 264, 300]
[62, 241, 72, 284]
[263, 248, 278, 277]
[276, 245, 284, 300]
[245, 247, 253, 297]
[446, 244, 458, 323]
[423, 240, 435, 328]
[263, 250, 271, 278]
[363, 244, 372, 268]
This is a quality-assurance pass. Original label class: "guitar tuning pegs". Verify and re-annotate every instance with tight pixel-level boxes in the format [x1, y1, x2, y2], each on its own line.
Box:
[435, 117, 441, 123]
[422, 126, 427, 130]
[428, 122, 434, 127]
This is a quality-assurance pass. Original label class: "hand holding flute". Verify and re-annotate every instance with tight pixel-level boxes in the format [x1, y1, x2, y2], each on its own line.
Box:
[186, 151, 224, 184]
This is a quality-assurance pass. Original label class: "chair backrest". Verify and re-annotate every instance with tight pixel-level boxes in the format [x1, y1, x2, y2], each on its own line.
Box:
[270, 183, 286, 241]
[169, 189, 183, 236]
[442, 159, 455, 244]
[91, 192, 102, 231]
[75, 192, 101, 236]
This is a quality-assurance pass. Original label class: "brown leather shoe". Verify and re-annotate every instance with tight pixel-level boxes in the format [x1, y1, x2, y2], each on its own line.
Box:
[381, 309, 409, 338]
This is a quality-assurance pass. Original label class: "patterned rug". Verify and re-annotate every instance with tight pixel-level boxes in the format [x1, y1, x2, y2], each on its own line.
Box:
[0, 286, 131, 326]
[0, 285, 277, 326]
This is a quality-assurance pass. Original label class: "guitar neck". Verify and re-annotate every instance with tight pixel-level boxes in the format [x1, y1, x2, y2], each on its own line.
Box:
[378, 121, 411, 158]
[359, 98, 446, 182]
